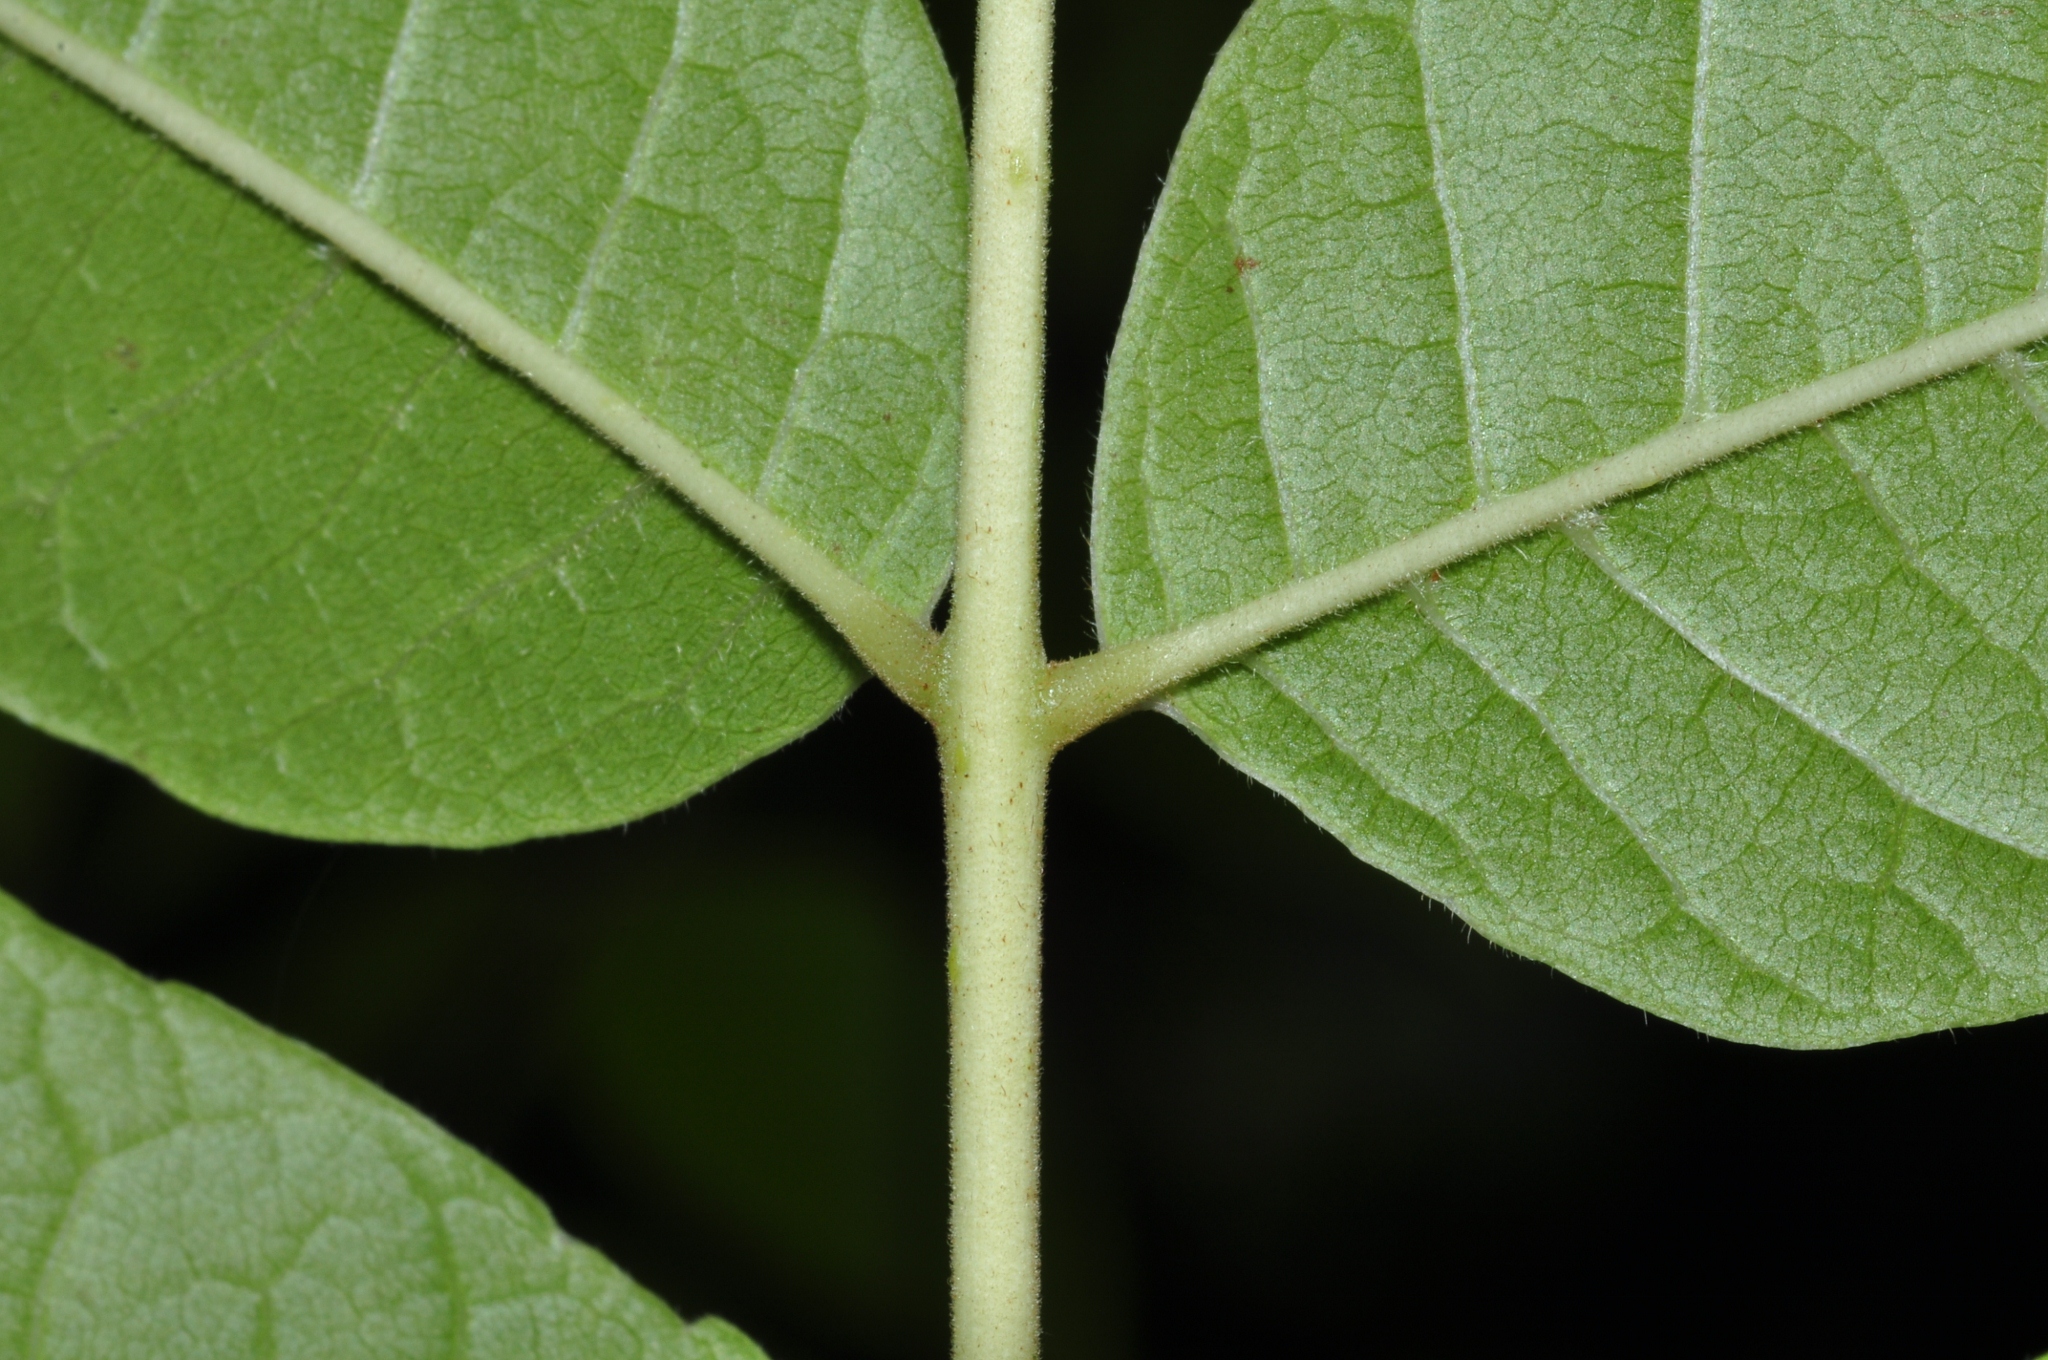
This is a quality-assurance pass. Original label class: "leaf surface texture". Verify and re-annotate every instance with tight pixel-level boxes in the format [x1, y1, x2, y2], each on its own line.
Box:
[0, 885, 768, 1359]
[0, 0, 965, 845]
[1092, 0, 2048, 1045]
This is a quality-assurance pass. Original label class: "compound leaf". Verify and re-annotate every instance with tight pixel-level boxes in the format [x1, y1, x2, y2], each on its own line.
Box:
[1093, 0, 2048, 1046]
[0, 0, 964, 846]
[0, 883, 768, 1359]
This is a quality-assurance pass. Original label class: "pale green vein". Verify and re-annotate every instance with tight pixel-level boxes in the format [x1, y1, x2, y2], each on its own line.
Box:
[1401, 580, 1840, 1010]
[0, 889, 757, 1358]
[1994, 350, 2048, 433]
[351, 0, 428, 208]
[1563, 520, 2048, 862]
[94, 337, 468, 684]
[493, 575, 785, 796]
[1821, 421, 2048, 690]
[1053, 288, 2048, 744]
[1229, 230, 1304, 576]
[10, 256, 346, 515]
[1085, 0, 2048, 1046]
[1169, 667, 1503, 913]
[1682, 0, 1714, 417]
[0, 140, 168, 374]
[0, 0, 940, 714]
[756, 99, 869, 506]
[559, 0, 696, 353]
[252, 477, 667, 750]
[120, 0, 171, 63]
[1412, 4, 1487, 503]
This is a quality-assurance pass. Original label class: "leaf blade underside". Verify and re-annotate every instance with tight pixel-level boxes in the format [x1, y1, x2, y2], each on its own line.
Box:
[0, 0, 966, 846]
[1092, 0, 2048, 1046]
[0, 885, 770, 1360]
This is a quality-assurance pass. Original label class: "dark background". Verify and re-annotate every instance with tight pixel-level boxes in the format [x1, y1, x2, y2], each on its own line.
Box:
[4, 2, 2047, 1356]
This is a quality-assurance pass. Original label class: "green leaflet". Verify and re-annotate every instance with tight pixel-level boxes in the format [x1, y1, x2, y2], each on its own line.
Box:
[0, 884, 770, 1360]
[0, 0, 965, 846]
[1092, 0, 2048, 1046]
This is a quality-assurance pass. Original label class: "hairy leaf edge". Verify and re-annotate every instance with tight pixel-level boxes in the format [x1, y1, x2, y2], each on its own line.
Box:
[17, 0, 2045, 772]
[0, 884, 772, 1357]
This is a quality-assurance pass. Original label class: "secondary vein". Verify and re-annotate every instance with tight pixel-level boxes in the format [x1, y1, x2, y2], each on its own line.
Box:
[559, 0, 696, 353]
[1682, 0, 1715, 418]
[1046, 287, 2048, 745]
[0, 0, 941, 715]
[1412, 3, 1488, 503]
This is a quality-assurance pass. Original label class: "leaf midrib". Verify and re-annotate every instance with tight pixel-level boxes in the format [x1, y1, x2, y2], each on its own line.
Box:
[0, 0, 942, 711]
[1089, 2, 2048, 774]
[13, 0, 2048, 775]
[1209, 22, 2048, 941]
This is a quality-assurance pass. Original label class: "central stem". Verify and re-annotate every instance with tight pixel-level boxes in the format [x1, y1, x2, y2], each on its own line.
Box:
[941, 0, 1054, 1357]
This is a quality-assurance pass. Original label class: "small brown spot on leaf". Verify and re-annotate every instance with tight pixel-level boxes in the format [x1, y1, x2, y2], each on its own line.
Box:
[1233, 255, 1260, 275]
[107, 339, 141, 371]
